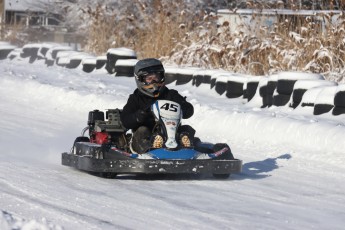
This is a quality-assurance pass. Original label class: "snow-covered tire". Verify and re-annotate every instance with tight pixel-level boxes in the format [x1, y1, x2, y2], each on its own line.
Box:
[0, 49, 14, 60]
[83, 64, 96, 73]
[332, 91, 345, 115]
[291, 89, 307, 108]
[273, 94, 290, 106]
[215, 81, 227, 95]
[210, 78, 217, 89]
[164, 73, 176, 85]
[247, 81, 259, 101]
[266, 81, 277, 107]
[176, 74, 193, 85]
[115, 66, 134, 77]
[66, 59, 81, 69]
[313, 104, 334, 115]
[193, 74, 203, 87]
[96, 59, 106, 69]
[277, 79, 297, 95]
[226, 81, 244, 98]
[332, 107, 345, 116]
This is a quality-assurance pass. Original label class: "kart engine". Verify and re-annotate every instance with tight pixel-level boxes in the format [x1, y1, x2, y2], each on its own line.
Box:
[87, 109, 128, 149]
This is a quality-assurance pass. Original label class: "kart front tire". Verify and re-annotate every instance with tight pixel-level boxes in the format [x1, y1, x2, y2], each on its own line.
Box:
[213, 173, 230, 179]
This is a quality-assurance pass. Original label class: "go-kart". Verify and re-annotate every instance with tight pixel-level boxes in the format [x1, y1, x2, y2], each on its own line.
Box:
[61, 100, 242, 178]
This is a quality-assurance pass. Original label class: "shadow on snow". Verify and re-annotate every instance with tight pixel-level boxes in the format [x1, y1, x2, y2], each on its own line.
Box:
[234, 153, 292, 180]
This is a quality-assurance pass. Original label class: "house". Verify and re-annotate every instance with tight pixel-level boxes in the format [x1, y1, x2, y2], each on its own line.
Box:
[217, 9, 342, 33]
[1, 0, 62, 27]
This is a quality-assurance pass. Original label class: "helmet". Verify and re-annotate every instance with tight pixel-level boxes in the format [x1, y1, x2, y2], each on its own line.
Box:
[134, 58, 165, 98]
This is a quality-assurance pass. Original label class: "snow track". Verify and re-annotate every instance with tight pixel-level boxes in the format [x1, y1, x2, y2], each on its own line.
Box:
[1, 60, 345, 230]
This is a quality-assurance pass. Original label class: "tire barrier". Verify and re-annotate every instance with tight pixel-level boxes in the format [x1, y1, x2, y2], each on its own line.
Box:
[246, 77, 269, 108]
[164, 67, 200, 86]
[0, 43, 16, 60]
[96, 56, 107, 69]
[332, 85, 345, 115]
[175, 68, 199, 85]
[246, 76, 261, 102]
[273, 72, 324, 107]
[314, 86, 338, 115]
[21, 43, 41, 63]
[290, 80, 337, 108]
[82, 57, 97, 73]
[192, 70, 204, 87]
[105, 48, 137, 74]
[55, 50, 79, 67]
[45, 45, 73, 66]
[115, 59, 138, 77]
[68, 53, 95, 69]
[214, 74, 247, 98]
[265, 74, 279, 107]
[7, 48, 21, 60]
[299, 87, 325, 108]
[192, 69, 223, 87]
[2, 41, 345, 118]
[164, 66, 178, 85]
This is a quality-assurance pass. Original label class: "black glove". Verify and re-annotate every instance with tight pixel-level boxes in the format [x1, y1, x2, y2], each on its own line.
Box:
[135, 109, 149, 123]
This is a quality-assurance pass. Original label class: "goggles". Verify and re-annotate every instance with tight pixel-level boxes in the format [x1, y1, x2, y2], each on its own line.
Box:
[141, 72, 164, 85]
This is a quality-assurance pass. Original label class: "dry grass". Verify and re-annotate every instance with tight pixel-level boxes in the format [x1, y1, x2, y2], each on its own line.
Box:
[165, 10, 345, 81]
[75, 4, 345, 81]
[81, 0, 201, 58]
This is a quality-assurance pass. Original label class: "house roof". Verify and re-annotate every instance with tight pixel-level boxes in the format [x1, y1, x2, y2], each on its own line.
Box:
[5, 0, 61, 12]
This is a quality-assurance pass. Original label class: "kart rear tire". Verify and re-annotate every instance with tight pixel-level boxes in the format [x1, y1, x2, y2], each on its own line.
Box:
[99, 172, 118, 179]
[213, 173, 230, 179]
[74, 136, 90, 144]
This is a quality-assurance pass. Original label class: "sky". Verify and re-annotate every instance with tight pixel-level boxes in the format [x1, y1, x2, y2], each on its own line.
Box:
[1, 53, 345, 230]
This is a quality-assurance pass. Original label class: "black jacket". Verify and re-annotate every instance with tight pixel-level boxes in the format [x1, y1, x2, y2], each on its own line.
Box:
[120, 87, 194, 130]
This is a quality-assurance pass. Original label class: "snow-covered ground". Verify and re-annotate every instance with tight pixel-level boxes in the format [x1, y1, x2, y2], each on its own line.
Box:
[1, 59, 345, 230]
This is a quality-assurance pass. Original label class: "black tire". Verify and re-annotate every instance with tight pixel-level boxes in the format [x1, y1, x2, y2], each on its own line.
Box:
[266, 81, 277, 95]
[194, 75, 203, 87]
[213, 173, 230, 179]
[226, 81, 244, 98]
[314, 104, 334, 115]
[247, 81, 259, 101]
[213, 143, 234, 160]
[99, 172, 118, 179]
[96, 59, 106, 69]
[210, 78, 217, 89]
[292, 89, 307, 108]
[74, 136, 90, 144]
[83, 64, 96, 73]
[203, 75, 211, 84]
[215, 81, 227, 95]
[66, 59, 82, 69]
[176, 74, 193, 85]
[0, 49, 14, 60]
[272, 94, 291, 106]
[259, 85, 268, 97]
[72, 136, 90, 156]
[164, 72, 176, 85]
[277, 79, 297, 95]
[332, 106, 345, 116]
[334, 91, 345, 107]
[115, 65, 135, 77]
